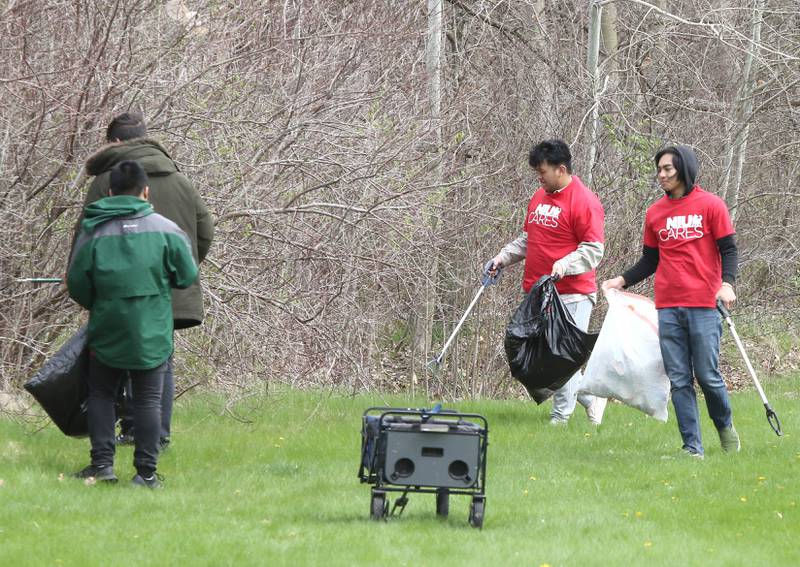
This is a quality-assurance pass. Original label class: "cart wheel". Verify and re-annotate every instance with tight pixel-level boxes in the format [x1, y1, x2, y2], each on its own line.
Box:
[468, 497, 485, 529]
[371, 490, 387, 521]
[435, 489, 449, 518]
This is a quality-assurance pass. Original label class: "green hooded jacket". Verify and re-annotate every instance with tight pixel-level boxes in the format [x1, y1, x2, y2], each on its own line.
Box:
[77, 138, 213, 328]
[68, 196, 199, 370]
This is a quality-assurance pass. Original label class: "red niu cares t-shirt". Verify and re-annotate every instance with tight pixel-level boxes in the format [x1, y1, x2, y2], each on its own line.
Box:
[643, 186, 735, 308]
[522, 175, 604, 295]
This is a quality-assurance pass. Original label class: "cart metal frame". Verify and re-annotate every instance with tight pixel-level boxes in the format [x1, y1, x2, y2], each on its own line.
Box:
[358, 406, 489, 528]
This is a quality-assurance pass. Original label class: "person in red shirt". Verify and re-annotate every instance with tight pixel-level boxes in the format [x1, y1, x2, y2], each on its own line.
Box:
[602, 145, 740, 458]
[487, 139, 607, 425]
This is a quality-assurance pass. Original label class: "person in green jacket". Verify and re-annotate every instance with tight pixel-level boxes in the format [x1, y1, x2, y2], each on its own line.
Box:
[74, 112, 214, 448]
[68, 160, 198, 487]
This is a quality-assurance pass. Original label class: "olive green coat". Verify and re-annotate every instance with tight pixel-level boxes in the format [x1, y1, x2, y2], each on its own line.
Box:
[78, 138, 214, 328]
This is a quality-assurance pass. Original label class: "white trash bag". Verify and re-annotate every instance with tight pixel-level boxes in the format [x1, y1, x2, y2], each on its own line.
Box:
[579, 289, 670, 422]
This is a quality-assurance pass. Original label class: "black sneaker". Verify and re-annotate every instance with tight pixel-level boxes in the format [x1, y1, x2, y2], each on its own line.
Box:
[131, 473, 162, 489]
[72, 465, 118, 483]
[159, 437, 171, 451]
[115, 433, 135, 446]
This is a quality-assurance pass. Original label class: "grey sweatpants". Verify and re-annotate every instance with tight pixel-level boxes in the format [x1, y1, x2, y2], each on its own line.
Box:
[550, 298, 595, 421]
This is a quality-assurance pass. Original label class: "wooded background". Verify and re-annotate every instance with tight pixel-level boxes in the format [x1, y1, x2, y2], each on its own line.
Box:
[1, 0, 798, 401]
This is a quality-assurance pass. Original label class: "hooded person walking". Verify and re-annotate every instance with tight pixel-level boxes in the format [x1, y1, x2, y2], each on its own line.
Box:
[73, 112, 214, 448]
[602, 145, 740, 458]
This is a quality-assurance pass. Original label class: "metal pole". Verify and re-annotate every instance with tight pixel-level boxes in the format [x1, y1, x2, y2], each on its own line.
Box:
[429, 285, 486, 367]
[717, 301, 782, 436]
[16, 277, 63, 283]
[722, 315, 769, 404]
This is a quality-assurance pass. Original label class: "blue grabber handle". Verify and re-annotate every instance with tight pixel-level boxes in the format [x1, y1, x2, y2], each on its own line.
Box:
[482, 260, 504, 287]
[421, 403, 443, 421]
[717, 299, 783, 437]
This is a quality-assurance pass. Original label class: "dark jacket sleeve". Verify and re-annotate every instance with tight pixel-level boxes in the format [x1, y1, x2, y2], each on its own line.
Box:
[195, 189, 214, 263]
[717, 234, 738, 285]
[181, 175, 213, 263]
[66, 237, 94, 309]
[69, 176, 109, 262]
[622, 246, 659, 288]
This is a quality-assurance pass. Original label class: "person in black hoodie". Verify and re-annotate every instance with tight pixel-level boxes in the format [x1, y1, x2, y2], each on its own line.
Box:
[602, 145, 740, 458]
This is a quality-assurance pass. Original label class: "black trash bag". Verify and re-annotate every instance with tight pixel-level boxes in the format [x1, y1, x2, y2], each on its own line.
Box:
[504, 276, 598, 404]
[24, 326, 89, 437]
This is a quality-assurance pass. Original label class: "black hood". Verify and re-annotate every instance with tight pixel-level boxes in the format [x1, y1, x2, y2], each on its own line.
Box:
[655, 145, 699, 196]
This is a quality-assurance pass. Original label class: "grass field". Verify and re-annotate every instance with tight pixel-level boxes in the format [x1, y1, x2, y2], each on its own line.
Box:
[1, 375, 798, 566]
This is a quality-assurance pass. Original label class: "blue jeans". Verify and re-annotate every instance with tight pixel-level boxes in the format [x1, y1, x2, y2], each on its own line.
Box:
[88, 356, 166, 477]
[658, 307, 732, 456]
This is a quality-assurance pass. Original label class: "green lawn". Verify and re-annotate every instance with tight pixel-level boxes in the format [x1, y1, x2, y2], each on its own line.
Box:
[1, 376, 798, 566]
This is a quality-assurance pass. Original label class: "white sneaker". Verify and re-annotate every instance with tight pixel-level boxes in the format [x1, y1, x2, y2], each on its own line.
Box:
[549, 417, 568, 426]
[681, 448, 705, 460]
[586, 397, 607, 425]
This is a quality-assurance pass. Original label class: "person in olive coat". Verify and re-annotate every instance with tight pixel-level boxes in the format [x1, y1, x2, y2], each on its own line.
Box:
[73, 112, 214, 447]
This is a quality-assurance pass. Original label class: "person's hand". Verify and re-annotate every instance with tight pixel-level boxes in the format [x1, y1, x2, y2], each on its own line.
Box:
[485, 256, 504, 278]
[716, 282, 736, 310]
[551, 260, 567, 280]
[601, 276, 626, 292]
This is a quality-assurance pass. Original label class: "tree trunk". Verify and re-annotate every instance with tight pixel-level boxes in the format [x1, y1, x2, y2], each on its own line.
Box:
[721, 0, 764, 218]
[587, 0, 619, 186]
[415, 0, 444, 396]
[586, 0, 603, 186]
[600, 2, 619, 56]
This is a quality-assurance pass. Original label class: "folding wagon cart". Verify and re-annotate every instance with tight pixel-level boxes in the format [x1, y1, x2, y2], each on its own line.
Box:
[359, 406, 488, 528]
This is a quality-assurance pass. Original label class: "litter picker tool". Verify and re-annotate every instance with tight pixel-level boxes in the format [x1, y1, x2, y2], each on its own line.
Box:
[16, 277, 63, 283]
[717, 300, 782, 436]
[427, 262, 503, 370]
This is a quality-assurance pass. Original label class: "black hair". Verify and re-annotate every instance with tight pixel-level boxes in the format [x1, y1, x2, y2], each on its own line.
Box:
[106, 112, 147, 142]
[109, 160, 149, 196]
[654, 145, 699, 195]
[654, 148, 685, 186]
[528, 139, 572, 173]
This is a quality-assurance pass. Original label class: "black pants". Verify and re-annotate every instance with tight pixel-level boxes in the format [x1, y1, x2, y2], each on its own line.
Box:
[88, 356, 166, 477]
[120, 354, 174, 441]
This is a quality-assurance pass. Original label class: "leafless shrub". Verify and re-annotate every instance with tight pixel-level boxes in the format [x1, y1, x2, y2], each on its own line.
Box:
[1, 0, 797, 402]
